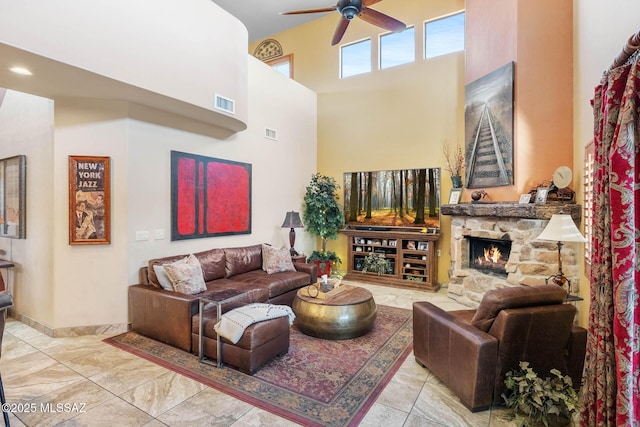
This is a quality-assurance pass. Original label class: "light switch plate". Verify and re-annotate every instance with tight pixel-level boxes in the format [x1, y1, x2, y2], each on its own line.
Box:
[154, 229, 165, 240]
[135, 230, 149, 241]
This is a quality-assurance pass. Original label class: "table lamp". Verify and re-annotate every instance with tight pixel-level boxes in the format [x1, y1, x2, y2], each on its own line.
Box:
[536, 214, 586, 290]
[281, 211, 304, 255]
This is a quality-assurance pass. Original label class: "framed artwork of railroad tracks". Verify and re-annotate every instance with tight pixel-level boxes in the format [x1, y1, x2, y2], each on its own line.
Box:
[464, 62, 514, 188]
[69, 155, 111, 245]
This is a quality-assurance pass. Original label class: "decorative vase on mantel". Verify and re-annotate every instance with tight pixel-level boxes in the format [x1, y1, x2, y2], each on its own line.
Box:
[451, 175, 463, 188]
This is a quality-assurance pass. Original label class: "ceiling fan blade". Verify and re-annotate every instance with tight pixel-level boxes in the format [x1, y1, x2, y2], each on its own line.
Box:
[281, 6, 337, 15]
[358, 7, 406, 32]
[362, 0, 383, 6]
[331, 17, 351, 46]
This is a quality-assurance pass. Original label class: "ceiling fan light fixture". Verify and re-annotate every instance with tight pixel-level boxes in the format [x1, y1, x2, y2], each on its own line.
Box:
[340, 6, 358, 20]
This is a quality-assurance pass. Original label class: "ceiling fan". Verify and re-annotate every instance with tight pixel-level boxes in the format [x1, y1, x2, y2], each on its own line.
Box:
[281, 0, 406, 46]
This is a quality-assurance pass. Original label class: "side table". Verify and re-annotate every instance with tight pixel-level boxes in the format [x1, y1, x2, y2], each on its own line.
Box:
[198, 290, 247, 368]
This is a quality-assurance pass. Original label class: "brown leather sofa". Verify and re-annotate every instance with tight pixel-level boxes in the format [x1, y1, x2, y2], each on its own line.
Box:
[129, 244, 316, 353]
[413, 285, 587, 412]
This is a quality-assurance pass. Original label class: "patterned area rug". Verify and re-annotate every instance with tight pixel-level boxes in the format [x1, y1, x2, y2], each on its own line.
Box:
[105, 305, 412, 427]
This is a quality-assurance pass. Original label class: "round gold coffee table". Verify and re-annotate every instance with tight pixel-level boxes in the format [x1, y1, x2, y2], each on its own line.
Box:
[292, 284, 377, 340]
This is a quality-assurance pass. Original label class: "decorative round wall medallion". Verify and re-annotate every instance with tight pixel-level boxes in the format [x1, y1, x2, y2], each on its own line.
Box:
[253, 39, 283, 61]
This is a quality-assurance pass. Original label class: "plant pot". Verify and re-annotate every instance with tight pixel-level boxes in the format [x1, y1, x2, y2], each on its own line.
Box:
[313, 259, 333, 277]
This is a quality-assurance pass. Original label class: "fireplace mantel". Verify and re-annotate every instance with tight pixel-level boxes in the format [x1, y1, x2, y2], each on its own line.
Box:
[441, 202, 581, 220]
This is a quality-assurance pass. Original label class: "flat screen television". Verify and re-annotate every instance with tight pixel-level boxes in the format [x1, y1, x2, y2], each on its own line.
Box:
[343, 167, 441, 231]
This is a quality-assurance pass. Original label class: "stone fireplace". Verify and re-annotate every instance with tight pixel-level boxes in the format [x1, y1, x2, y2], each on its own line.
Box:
[441, 203, 582, 307]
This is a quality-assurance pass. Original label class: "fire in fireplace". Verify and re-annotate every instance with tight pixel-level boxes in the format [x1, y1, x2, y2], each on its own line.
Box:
[467, 236, 512, 276]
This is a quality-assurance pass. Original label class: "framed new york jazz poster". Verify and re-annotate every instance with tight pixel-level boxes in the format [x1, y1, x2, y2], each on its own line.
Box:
[171, 151, 251, 241]
[69, 156, 111, 245]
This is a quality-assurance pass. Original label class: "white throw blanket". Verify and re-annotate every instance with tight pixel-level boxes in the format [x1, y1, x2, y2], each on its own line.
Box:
[214, 303, 295, 344]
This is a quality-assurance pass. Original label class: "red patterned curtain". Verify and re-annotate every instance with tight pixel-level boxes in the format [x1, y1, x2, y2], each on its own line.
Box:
[580, 51, 640, 426]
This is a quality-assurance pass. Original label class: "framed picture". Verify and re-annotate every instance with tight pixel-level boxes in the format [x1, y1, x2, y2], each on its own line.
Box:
[449, 188, 462, 204]
[519, 193, 532, 204]
[465, 62, 514, 188]
[69, 156, 110, 245]
[171, 151, 251, 240]
[389, 240, 397, 247]
[535, 187, 549, 204]
[417, 242, 428, 251]
[0, 155, 27, 239]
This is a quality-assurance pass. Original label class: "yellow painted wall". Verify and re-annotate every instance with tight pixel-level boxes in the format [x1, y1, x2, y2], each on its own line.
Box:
[251, 0, 576, 286]
[250, 0, 465, 284]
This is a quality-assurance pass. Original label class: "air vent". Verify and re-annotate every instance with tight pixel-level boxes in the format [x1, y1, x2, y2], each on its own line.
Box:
[265, 128, 277, 140]
[214, 94, 235, 114]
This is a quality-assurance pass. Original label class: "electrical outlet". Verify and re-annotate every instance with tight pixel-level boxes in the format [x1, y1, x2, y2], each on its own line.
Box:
[437, 250, 441, 256]
[154, 229, 165, 240]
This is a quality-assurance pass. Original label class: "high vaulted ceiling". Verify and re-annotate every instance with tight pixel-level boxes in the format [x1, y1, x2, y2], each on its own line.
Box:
[212, 0, 333, 42]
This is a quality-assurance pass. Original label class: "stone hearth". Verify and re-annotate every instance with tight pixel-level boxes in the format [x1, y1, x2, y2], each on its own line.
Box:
[441, 203, 582, 307]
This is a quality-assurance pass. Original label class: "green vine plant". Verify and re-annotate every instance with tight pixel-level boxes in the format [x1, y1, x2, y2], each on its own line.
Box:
[361, 252, 391, 276]
[502, 361, 579, 427]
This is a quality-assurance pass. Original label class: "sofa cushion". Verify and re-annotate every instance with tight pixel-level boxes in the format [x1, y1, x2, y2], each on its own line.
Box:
[224, 244, 263, 278]
[194, 248, 226, 281]
[230, 269, 311, 300]
[164, 254, 207, 295]
[471, 285, 567, 332]
[262, 244, 296, 274]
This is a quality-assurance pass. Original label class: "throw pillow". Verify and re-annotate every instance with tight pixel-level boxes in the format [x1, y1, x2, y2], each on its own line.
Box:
[163, 254, 207, 295]
[262, 244, 296, 274]
[153, 264, 176, 291]
[152, 255, 193, 291]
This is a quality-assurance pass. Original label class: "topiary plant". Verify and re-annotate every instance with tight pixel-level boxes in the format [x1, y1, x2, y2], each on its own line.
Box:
[303, 173, 345, 259]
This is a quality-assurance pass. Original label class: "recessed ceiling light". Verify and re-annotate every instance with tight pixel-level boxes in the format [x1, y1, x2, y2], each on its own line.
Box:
[9, 66, 32, 76]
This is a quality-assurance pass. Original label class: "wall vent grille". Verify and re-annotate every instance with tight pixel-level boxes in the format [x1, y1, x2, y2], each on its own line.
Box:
[265, 128, 277, 140]
[214, 94, 235, 114]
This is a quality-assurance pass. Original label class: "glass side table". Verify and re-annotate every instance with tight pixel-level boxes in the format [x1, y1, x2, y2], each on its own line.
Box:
[198, 289, 248, 368]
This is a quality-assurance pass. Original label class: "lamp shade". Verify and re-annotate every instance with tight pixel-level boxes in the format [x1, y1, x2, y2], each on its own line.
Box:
[281, 211, 303, 229]
[537, 214, 586, 243]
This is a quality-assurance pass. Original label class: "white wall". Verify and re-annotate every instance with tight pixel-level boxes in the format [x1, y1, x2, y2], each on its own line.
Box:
[0, 90, 55, 325]
[126, 57, 317, 286]
[0, 0, 318, 331]
[574, 0, 640, 148]
[38, 57, 317, 330]
[53, 100, 130, 329]
[0, 0, 249, 123]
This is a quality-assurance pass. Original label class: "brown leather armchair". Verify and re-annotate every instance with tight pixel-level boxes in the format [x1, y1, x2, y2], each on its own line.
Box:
[413, 285, 587, 412]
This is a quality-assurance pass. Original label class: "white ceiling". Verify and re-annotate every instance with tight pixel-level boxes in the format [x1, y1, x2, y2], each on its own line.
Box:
[212, 0, 334, 42]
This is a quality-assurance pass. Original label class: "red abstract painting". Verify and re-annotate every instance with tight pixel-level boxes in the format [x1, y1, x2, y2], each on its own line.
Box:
[171, 151, 251, 240]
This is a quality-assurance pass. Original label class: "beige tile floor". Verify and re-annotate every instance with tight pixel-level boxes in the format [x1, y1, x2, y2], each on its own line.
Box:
[1, 282, 513, 426]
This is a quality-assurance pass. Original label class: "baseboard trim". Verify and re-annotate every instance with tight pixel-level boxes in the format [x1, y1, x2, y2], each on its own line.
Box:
[10, 310, 129, 337]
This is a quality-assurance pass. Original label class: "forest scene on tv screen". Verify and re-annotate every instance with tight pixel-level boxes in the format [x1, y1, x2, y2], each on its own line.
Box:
[343, 168, 441, 230]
